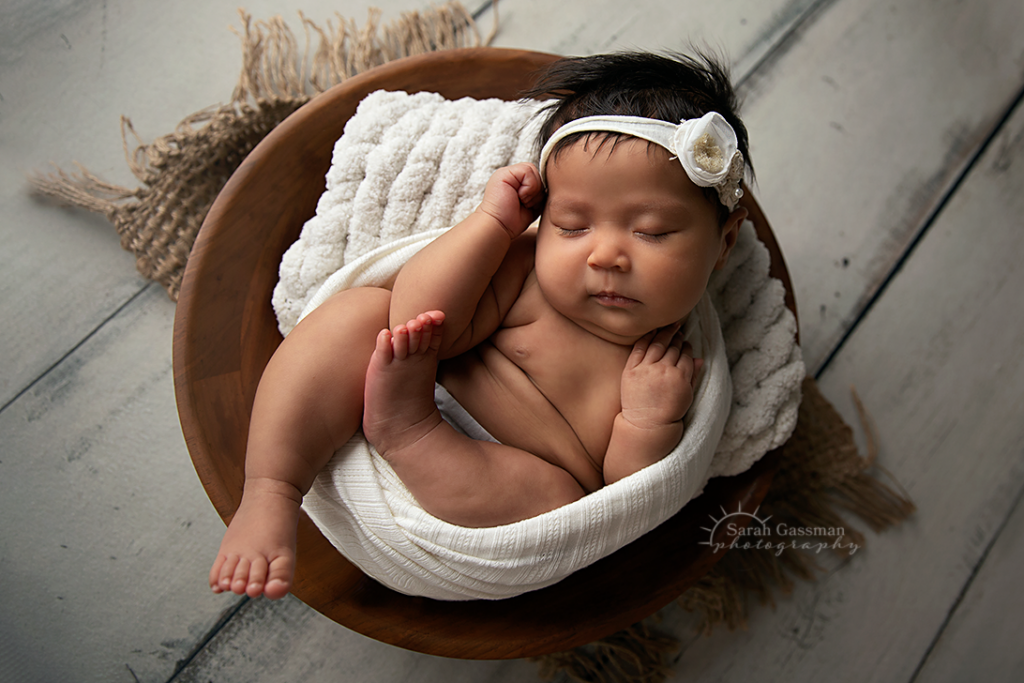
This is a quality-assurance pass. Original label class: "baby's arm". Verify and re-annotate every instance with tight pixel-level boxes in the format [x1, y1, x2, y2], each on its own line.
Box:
[390, 163, 543, 358]
[602, 325, 703, 485]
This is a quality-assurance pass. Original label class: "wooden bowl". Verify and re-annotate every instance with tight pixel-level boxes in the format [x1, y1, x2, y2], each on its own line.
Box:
[173, 47, 796, 659]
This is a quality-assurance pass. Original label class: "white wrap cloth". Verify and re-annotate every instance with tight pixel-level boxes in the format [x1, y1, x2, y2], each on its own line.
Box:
[273, 91, 805, 600]
[299, 229, 730, 600]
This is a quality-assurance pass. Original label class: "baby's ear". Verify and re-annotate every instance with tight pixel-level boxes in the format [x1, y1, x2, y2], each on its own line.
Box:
[715, 206, 746, 270]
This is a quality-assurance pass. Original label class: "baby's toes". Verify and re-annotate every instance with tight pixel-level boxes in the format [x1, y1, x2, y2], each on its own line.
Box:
[372, 329, 394, 364]
[215, 554, 240, 593]
[390, 325, 410, 359]
[426, 321, 444, 353]
[231, 556, 252, 594]
[417, 317, 443, 354]
[404, 319, 424, 354]
[244, 556, 269, 598]
[210, 555, 227, 593]
[264, 555, 295, 600]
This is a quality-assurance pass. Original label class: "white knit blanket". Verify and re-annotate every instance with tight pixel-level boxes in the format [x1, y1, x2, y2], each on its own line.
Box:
[272, 91, 805, 600]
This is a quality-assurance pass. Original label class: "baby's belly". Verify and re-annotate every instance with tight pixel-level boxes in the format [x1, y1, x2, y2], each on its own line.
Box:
[437, 343, 605, 493]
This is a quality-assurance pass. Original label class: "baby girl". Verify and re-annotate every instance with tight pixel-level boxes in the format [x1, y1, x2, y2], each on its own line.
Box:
[210, 50, 751, 599]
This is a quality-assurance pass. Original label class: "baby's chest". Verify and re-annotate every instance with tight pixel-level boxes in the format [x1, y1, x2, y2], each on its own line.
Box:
[493, 294, 627, 431]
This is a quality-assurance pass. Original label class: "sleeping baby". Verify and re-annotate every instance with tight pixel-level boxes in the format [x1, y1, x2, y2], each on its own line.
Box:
[210, 50, 751, 599]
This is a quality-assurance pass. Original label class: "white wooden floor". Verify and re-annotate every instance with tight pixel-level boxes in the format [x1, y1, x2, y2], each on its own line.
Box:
[2, 0, 1023, 681]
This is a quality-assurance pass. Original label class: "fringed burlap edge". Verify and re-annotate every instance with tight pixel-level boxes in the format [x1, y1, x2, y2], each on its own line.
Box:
[533, 377, 916, 682]
[534, 621, 681, 683]
[28, 2, 497, 300]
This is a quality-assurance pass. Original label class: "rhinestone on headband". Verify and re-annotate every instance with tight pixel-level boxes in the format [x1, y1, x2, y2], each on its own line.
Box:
[538, 111, 745, 210]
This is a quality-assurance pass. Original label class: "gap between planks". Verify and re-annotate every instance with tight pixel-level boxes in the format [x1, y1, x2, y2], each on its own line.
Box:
[0, 282, 154, 417]
[908, 481, 1024, 682]
[815, 83, 1024, 380]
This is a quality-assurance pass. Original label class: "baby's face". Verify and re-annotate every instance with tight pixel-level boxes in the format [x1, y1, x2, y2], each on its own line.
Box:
[535, 137, 737, 346]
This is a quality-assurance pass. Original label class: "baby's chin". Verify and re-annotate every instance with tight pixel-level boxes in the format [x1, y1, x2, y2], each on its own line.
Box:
[573, 316, 667, 347]
[548, 292, 692, 345]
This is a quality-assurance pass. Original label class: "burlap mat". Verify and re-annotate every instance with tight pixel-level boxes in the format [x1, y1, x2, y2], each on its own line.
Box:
[29, 6, 914, 682]
[31, 3, 495, 300]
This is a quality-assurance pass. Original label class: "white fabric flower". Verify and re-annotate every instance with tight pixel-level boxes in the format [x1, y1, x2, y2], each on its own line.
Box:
[673, 112, 739, 187]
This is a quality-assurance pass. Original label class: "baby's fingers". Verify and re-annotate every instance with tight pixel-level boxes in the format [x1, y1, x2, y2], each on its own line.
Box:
[675, 343, 704, 388]
[661, 328, 685, 364]
[627, 331, 655, 367]
[514, 163, 545, 209]
[633, 323, 683, 364]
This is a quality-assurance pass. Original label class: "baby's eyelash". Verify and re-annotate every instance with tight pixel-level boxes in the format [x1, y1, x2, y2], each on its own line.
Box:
[556, 226, 587, 236]
[635, 231, 670, 241]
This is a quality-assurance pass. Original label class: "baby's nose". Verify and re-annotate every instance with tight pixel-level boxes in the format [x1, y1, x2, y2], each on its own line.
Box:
[587, 238, 630, 271]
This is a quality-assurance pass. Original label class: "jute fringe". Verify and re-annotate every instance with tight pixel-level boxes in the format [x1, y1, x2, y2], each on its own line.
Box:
[534, 622, 680, 683]
[29, 8, 915, 680]
[534, 378, 915, 682]
[29, 2, 496, 300]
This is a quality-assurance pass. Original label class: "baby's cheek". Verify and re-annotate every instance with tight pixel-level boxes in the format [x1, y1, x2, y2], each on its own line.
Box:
[664, 274, 706, 315]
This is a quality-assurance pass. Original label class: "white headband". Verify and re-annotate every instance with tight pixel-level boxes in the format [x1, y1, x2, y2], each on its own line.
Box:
[538, 112, 745, 210]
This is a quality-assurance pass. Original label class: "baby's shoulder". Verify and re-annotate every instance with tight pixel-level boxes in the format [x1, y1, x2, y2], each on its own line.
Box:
[489, 231, 538, 313]
[497, 267, 543, 331]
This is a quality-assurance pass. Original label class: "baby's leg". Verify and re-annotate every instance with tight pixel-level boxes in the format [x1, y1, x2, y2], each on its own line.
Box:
[210, 286, 391, 599]
[363, 314, 586, 527]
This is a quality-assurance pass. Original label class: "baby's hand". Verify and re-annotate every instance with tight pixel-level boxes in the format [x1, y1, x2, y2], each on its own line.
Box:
[619, 324, 703, 430]
[476, 163, 545, 239]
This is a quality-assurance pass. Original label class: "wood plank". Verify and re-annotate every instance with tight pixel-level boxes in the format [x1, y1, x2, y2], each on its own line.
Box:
[735, 0, 1024, 371]
[664, 77, 1024, 682]
[172, 596, 541, 683]
[915, 491, 1024, 683]
[481, 0, 822, 74]
[0, 285, 241, 682]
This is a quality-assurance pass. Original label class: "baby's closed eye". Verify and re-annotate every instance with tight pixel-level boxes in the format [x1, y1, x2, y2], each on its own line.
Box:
[554, 225, 589, 236]
[633, 229, 673, 242]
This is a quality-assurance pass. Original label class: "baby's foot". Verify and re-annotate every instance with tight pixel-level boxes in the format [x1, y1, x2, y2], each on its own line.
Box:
[362, 311, 446, 457]
[209, 478, 300, 600]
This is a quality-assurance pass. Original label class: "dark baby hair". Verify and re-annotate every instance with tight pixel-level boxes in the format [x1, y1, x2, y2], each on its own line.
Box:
[522, 51, 751, 223]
